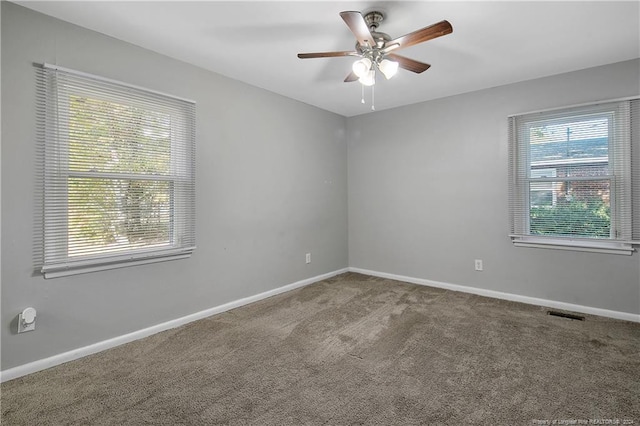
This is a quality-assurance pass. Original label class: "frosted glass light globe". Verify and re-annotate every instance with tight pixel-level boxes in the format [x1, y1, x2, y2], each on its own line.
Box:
[359, 69, 376, 86]
[352, 58, 372, 78]
[379, 59, 399, 79]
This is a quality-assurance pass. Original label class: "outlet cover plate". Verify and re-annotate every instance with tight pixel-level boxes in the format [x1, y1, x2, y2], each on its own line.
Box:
[17, 314, 36, 333]
[474, 259, 483, 271]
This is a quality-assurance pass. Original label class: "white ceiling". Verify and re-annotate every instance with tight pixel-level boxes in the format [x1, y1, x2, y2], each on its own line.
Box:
[16, 1, 640, 117]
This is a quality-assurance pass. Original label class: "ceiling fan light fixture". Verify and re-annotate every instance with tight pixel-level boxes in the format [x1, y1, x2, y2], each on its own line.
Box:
[359, 69, 376, 86]
[379, 59, 399, 79]
[297, 11, 453, 109]
[352, 57, 372, 78]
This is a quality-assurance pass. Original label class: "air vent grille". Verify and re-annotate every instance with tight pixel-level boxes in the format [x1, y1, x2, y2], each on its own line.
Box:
[547, 311, 585, 321]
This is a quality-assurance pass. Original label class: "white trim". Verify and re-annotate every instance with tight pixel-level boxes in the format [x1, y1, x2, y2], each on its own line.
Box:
[508, 95, 639, 118]
[43, 246, 198, 277]
[0, 268, 348, 383]
[42, 63, 196, 104]
[43, 253, 193, 279]
[509, 235, 636, 255]
[348, 267, 640, 323]
[511, 240, 633, 255]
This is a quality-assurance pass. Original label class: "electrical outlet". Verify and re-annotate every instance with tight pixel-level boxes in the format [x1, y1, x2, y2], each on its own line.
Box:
[474, 259, 483, 271]
[306, 253, 311, 264]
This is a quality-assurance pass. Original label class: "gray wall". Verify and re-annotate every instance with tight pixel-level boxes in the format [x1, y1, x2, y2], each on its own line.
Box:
[348, 59, 640, 315]
[1, 3, 348, 370]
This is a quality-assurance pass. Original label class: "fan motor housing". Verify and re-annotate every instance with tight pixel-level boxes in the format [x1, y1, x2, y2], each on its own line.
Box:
[356, 11, 392, 52]
[356, 31, 392, 53]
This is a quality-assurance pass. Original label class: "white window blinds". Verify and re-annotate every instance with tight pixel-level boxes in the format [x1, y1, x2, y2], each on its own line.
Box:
[508, 98, 639, 254]
[36, 64, 196, 277]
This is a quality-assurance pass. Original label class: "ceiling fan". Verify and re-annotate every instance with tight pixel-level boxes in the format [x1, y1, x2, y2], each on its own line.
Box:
[297, 11, 453, 86]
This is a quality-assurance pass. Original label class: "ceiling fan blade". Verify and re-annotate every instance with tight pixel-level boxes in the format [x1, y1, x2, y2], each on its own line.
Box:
[387, 54, 431, 73]
[384, 20, 453, 53]
[340, 11, 374, 47]
[344, 71, 359, 82]
[298, 51, 358, 59]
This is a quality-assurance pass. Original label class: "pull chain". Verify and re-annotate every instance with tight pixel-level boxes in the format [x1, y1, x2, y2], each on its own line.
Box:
[371, 84, 375, 111]
[358, 73, 376, 111]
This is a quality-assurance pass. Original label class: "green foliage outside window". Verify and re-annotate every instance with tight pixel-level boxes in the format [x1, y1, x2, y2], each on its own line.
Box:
[529, 199, 610, 238]
[67, 96, 172, 256]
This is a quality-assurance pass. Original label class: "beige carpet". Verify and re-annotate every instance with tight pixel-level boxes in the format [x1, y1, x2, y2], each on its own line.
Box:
[2, 272, 639, 425]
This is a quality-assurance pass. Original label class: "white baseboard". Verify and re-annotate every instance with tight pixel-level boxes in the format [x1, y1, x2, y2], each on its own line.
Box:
[0, 268, 348, 383]
[3, 266, 635, 383]
[349, 267, 640, 323]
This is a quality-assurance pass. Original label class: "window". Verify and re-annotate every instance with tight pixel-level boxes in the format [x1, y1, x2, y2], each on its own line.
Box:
[37, 64, 196, 277]
[508, 98, 639, 254]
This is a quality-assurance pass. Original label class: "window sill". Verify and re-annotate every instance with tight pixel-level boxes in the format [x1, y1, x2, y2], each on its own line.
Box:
[510, 236, 635, 255]
[42, 249, 194, 279]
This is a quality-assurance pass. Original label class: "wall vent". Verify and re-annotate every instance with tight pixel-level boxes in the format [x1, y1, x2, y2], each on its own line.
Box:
[547, 310, 585, 321]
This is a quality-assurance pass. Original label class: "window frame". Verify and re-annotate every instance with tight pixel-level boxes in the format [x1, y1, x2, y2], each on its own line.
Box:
[508, 98, 637, 255]
[38, 64, 196, 278]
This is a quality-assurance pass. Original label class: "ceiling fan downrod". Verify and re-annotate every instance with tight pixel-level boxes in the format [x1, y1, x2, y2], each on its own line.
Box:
[364, 11, 384, 31]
